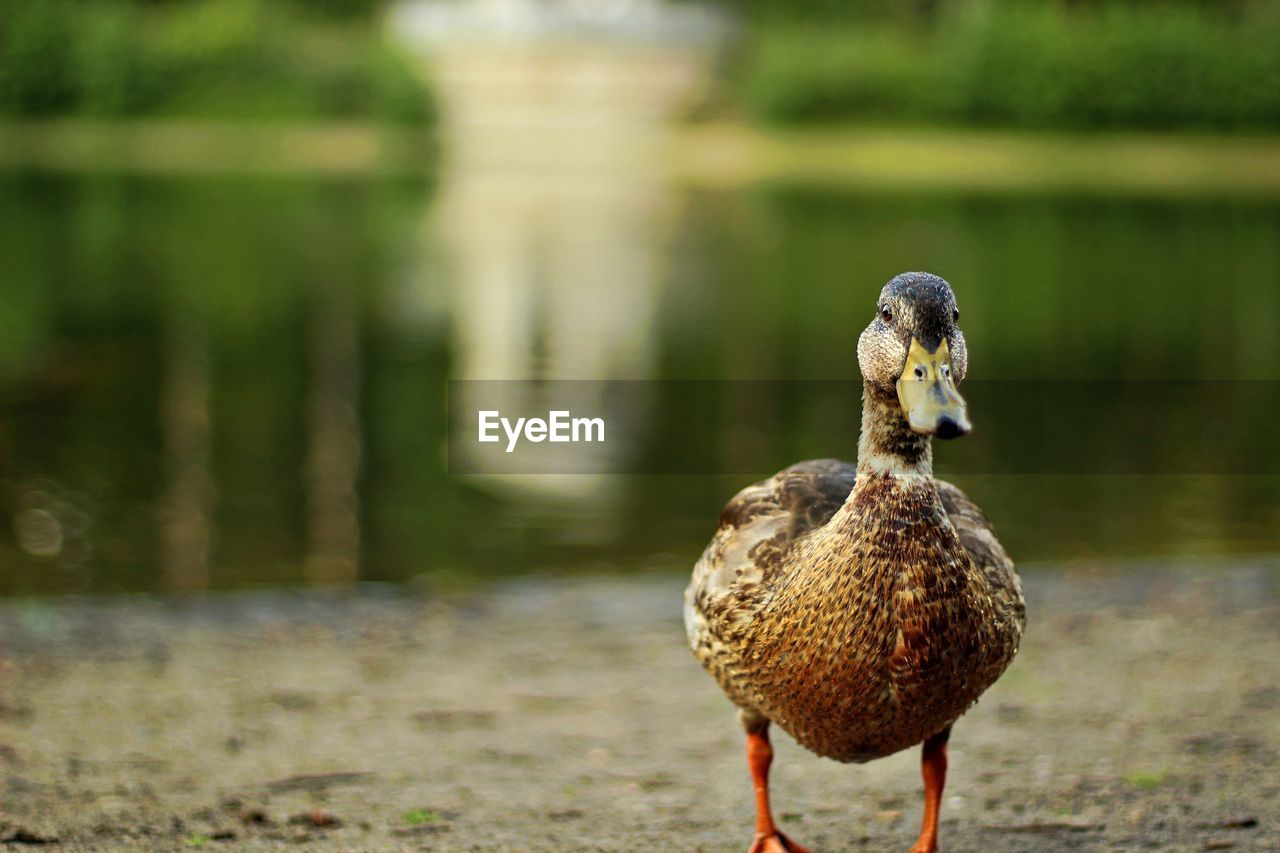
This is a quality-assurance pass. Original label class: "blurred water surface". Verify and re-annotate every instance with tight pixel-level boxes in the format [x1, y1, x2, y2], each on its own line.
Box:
[2, 170, 1279, 595]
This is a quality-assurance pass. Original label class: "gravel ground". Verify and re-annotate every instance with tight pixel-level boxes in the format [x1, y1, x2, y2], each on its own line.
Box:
[0, 560, 1277, 851]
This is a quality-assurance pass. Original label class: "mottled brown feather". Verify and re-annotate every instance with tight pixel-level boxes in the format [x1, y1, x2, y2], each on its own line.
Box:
[684, 458, 1025, 763]
[935, 479, 1026, 627]
[684, 460, 856, 710]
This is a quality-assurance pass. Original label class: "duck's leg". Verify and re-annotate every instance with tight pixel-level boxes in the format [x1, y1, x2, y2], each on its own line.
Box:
[909, 725, 952, 853]
[742, 711, 812, 853]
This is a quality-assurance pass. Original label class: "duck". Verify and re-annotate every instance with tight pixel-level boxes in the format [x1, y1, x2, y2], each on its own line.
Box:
[684, 272, 1026, 853]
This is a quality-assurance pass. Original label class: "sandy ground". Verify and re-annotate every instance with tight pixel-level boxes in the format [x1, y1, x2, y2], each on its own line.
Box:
[1, 560, 1277, 852]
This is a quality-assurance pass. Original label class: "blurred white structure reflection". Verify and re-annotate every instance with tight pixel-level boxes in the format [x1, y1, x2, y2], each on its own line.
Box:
[392, 0, 726, 505]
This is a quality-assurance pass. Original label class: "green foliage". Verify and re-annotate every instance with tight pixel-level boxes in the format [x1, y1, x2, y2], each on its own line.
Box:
[0, 0, 77, 114]
[3, 0, 1271, 131]
[743, 2, 1280, 131]
[74, 4, 166, 116]
[744, 28, 941, 124]
[0, 0, 432, 124]
[369, 43, 435, 126]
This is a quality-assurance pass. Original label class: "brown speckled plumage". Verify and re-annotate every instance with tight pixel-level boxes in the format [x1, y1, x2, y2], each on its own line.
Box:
[685, 273, 1025, 772]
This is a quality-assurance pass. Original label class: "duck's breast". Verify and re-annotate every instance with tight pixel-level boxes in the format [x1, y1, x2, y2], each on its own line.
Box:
[740, 478, 1015, 762]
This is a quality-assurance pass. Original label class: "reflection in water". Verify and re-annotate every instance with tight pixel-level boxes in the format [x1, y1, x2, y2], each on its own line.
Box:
[1, 173, 1279, 595]
[432, 173, 673, 502]
[12, 479, 94, 580]
[305, 287, 363, 585]
[160, 310, 213, 593]
[392, 0, 727, 502]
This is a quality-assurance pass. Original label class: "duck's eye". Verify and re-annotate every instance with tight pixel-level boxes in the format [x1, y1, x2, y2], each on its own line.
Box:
[880, 305, 893, 323]
[952, 308, 960, 323]
[913, 366, 925, 380]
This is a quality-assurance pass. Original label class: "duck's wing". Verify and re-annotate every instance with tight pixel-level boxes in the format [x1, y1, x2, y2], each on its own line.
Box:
[684, 459, 857, 668]
[935, 479, 1026, 630]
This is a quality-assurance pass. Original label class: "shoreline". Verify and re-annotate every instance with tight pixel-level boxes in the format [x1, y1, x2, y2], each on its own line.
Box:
[3, 119, 1280, 198]
[1, 561, 1277, 849]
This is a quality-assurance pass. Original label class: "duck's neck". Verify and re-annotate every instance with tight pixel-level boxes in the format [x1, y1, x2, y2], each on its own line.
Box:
[855, 382, 932, 481]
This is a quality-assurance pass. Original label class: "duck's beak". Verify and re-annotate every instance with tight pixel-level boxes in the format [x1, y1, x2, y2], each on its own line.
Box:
[897, 337, 970, 439]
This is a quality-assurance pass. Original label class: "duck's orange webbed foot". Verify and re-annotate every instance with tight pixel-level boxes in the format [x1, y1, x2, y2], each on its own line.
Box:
[748, 830, 813, 853]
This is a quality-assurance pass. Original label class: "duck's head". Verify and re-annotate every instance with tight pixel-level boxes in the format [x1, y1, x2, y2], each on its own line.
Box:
[857, 272, 970, 439]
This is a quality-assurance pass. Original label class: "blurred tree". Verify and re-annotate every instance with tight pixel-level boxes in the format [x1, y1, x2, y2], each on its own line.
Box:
[741, 0, 1280, 130]
[0, 0, 76, 114]
[0, 0, 433, 123]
